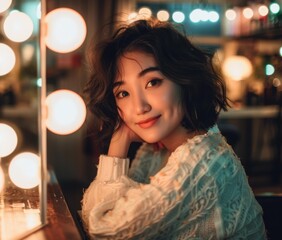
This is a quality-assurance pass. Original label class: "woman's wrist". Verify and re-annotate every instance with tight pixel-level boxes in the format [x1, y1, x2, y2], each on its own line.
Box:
[108, 130, 131, 158]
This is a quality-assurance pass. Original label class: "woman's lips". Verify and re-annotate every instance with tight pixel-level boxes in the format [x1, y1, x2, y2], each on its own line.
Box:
[137, 115, 161, 129]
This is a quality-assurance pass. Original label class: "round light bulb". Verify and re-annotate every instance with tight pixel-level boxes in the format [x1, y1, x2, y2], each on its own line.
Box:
[208, 11, 220, 23]
[0, 123, 18, 157]
[225, 9, 237, 21]
[9, 152, 40, 189]
[46, 90, 87, 135]
[190, 9, 202, 23]
[3, 11, 34, 42]
[45, 8, 87, 53]
[172, 11, 185, 23]
[138, 7, 152, 19]
[243, 7, 254, 19]
[0, 43, 16, 76]
[258, 5, 269, 17]
[157, 10, 170, 22]
[0, 0, 12, 13]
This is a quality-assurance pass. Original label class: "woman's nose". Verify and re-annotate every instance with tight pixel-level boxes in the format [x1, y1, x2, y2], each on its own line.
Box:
[134, 95, 151, 115]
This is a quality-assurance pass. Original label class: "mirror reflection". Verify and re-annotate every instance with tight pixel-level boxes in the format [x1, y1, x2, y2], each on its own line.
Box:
[0, 0, 42, 239]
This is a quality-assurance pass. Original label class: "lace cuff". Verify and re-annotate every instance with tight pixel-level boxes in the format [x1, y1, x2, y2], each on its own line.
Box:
[96, 155, 130, 182]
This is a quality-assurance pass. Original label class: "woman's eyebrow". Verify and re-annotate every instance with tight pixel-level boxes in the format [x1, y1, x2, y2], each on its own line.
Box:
[113, 81, 123, 90]
[139, 66, 160, 77]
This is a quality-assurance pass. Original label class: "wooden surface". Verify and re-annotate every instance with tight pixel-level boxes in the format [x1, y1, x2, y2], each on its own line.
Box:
[23, 172, 82, 240]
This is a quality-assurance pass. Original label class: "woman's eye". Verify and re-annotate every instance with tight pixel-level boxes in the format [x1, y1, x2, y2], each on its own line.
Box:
[116, 91, 129, 99]
[146, 79, 162, 88]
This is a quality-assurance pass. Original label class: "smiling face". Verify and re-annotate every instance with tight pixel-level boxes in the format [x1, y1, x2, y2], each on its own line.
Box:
[114, 51, 189, 149]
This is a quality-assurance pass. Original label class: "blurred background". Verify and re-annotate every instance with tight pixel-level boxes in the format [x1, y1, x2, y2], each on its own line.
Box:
[0, 0, 281, 238]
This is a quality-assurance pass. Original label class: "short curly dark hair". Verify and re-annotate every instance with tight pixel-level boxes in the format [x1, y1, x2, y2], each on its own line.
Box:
[84, 18, 229, 142]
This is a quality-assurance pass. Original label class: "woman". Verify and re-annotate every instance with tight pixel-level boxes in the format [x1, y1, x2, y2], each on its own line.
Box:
[81, 18, 266, 239]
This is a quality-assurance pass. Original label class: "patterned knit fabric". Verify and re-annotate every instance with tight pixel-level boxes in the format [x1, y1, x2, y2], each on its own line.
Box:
[81, 125, 266, 239]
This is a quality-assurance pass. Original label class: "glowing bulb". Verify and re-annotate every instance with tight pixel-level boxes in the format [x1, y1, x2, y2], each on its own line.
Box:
[157, 10, 169, 22]
[270, 3, 280, 14]
[266, 64, 275, 76]
[243, 7, 254, 19]
[225, 9, 236, 21]
[37, 78, 42, 87]
[190, 9, 202, 23]
[0, 43, 16, 76]
[45, 8, 87, 53]
[279, 46, 282, 56]
[46, 90, 86, 135]
[0, 0, 12, 13]
[222, 55, 253, 81]
[0, 123, 18, 157]
[208, 11, 219, 22]
[258, 5, 269, 17]
[128, 12, 138, 23]
[273, 78, 281, 87]
[9, 152, 40, 189]
[200, 10, 209, 22]
[0, 164, 4, 193]
[138, 7, 152, 19]
[3, 11, 34, 42]
[172, 11, 185, 23]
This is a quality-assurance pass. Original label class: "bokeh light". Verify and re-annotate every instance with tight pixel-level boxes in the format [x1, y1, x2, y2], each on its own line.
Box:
[0, 43, 16, 76]
[138, 7, 152, 19]
[157, 10, 169, 22]
[172, 11, 185, 23]
[0, 0, 12, 13]
[258, 5, 269, 17]
[243, 7, 254, 19]
[208, 11, 220, 22]
[222, 55, 253, 81]
[128, 12, 138, 23]
[225, 9, 237, 21]
[270, 3, 280, 14]
[190, 9, 202, 23]
[0, 123, 18, 157]
[9, 152, 40, 189]
[45, 8, 87, 53]
[46, 90, 87, 135]
[265, 64, 275, 76]
[3, 11, 34, 42]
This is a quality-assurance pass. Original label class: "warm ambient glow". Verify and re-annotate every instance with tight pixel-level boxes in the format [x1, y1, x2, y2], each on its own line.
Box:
[9, 152, 40, 189]
[0, 123, 18, 157]
[258, 5, 269, 17]
[45, 8, 87, 53]
[222, 55, 253, 81]
[157, 10, 170, 22]
[138, 7, 152, 19]
[46, 90, 87, 135]
[0, 0, 12, 13]
[0, 164, 4, 193]
[128, 12, 138, 23]
[243, 7, 254, 19]
[225, 9, 237, 21]
[3, 11, 34, 42]
[0, 43, 16, 76]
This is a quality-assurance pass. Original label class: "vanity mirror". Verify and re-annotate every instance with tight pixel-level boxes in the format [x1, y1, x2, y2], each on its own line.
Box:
[0, 0, 47, 239]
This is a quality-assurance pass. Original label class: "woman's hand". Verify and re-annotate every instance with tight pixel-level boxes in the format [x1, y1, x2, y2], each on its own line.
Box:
[108, 122, 142, 158]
